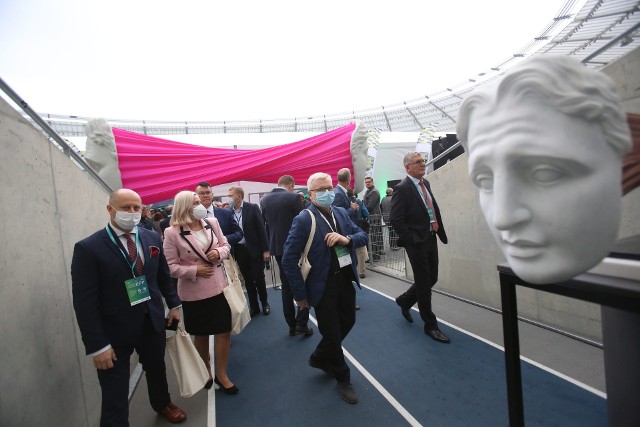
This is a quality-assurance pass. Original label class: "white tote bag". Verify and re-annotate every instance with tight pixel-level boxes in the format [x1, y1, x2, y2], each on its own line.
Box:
[299, 209, 316, 280]
[166, 327, 209, 397]
[223, 256, 251, 335]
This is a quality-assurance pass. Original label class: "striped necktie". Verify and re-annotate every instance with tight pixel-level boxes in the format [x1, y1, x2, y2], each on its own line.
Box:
[419, 181, 439, 232]
[125, 233, 144, 276]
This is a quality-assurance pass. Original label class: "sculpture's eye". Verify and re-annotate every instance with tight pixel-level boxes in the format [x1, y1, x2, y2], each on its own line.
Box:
[530, 166, 566, 185]
[473, 172, 494, 191]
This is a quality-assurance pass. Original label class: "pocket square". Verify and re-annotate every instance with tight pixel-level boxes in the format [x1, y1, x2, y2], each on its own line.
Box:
[149, 246, 160, 257]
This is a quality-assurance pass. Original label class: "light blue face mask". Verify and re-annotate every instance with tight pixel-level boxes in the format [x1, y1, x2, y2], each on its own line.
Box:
[314, 190, 335, 207]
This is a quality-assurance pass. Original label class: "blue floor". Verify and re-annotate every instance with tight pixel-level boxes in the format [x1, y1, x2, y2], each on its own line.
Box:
[215, 287, 606, 426]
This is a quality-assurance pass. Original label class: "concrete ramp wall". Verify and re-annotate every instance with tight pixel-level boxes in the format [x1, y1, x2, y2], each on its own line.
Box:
[0, 98, 106, 426]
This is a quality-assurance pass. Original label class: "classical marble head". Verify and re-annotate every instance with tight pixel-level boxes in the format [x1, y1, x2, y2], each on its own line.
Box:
[457, 55, 632, 284]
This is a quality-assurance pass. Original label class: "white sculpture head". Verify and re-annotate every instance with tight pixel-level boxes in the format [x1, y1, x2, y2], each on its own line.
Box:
[457, 55, 632, 284]
[84, 118, 123, 191]
[350, 120, 369, 194]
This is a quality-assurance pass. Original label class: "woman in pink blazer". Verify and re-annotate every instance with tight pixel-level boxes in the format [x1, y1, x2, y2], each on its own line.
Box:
[163, 190, 238, 394]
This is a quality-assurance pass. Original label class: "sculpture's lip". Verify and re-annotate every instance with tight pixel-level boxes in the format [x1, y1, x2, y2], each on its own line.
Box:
[501, 238, 544, 258]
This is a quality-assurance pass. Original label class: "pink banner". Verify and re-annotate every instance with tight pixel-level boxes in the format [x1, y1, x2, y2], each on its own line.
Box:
[113, 123, 356, 204]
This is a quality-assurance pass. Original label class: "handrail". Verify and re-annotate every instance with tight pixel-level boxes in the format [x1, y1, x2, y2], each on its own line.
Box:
[426, 140, 464, 173]
[0, 76, 113, 194]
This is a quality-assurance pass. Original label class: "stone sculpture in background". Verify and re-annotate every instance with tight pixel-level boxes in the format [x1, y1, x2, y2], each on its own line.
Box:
[84, 118, 123, 191]
[457, 55, 632, 284]
[349, 120, 369, 195]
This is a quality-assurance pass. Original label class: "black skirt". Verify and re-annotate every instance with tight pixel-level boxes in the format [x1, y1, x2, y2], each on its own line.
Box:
[182, 292, 232, 336]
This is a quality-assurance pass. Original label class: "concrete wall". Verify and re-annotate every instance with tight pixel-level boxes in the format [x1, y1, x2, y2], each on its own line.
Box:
[0, 98, 106, 426]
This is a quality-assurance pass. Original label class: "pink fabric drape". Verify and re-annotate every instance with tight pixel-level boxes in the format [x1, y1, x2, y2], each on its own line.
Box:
[113, 123, 356, 204]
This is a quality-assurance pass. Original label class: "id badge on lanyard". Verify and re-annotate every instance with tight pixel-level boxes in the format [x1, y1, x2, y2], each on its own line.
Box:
[106, 226, 151, 306]
[319, 212, 352, 268]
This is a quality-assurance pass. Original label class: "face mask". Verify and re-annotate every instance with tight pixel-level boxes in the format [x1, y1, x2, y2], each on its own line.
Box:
[228, 197, 237, 209]
[113, 209, 141, 230]
[192, 204, 207, 220]
[314, 190, 335, 207]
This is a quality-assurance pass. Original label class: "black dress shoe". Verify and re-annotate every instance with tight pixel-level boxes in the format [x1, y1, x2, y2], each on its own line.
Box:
[308, 357, 337, 378]
[425, 328, 450, 343]
[355, 305, 360, 311]
[249, 308, 260, 317]
[204, 378, 214, 390]
[214, 377, 239, 395]
[337, 381, 359, 404]
[290, 325, 313, 336]
[395, 299, 413, 323]
[262, 304, 270, 315]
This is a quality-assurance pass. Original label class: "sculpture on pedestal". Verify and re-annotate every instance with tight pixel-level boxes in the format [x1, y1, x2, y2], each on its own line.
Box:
[457, 55, 632, 284]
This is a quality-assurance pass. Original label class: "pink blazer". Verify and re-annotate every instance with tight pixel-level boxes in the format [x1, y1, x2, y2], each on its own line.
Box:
[163, 218, 231, 302]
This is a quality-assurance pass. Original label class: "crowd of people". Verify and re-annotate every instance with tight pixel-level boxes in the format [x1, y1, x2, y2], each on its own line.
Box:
[70, 152, 449, 425]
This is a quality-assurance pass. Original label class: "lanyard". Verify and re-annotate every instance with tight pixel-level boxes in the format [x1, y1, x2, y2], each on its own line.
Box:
[318, 210, 338, 233]
[105, 225, 140, 277]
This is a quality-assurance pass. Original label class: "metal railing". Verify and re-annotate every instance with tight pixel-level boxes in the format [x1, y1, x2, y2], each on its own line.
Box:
[0, 76, 113, 194]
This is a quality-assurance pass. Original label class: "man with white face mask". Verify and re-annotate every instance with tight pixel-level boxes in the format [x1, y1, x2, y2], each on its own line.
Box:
[71, 189, 186, 425]
[282, 172, 368, 404]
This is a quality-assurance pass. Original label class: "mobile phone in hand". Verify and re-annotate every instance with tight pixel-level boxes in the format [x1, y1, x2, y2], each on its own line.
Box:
[165, 318, 179, 331]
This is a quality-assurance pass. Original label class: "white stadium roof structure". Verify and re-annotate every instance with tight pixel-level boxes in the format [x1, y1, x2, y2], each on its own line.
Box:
[22, 0, 640, 137]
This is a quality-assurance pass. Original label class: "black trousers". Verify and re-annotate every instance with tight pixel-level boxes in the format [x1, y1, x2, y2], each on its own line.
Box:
[234, 244, 268, 311]
[97, 315, 170, 427]
[276, 255, 310, 329]
[311, 271, 356, 383]
[396, 235, 439, 330]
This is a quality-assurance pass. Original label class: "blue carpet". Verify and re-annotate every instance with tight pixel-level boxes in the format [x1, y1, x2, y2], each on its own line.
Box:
[215, 287, 606, 426]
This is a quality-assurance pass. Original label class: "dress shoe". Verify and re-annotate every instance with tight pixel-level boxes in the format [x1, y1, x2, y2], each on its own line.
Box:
[425, 328, 450, 343]
[395, 299, 413, 323]
[337, 381, 359, 404]
[249, 308, 260, 317]
[355, 305, 360, 311]
[214, 377, 239, 395]
[262, 304, 270, 315]
[290, 325, 314, 336]
[204, 378, 214, 390]
[158, 402, 187, 424]
[359, 273, 365, 278]
[308, 357, 337, 378]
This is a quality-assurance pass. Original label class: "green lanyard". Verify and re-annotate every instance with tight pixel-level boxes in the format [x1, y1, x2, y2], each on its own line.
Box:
[106, 225, 141, 278]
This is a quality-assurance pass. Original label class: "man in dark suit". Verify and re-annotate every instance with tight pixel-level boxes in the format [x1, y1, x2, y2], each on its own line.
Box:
[282, 172, 368, 405]
[196, 182, 243, 245]
[332, 168, 358, 220]
[260, 175, 312, 336]
[71, 189, 186, 426]
[390, 152, 450, 344]
[363, 177, 383, 261]
[228, 185, 271, 316]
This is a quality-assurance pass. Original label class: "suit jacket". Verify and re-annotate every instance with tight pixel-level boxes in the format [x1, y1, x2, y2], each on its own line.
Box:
[363, 186, 381, 224]
[163, 218, 231, 301]
[333, 185, 357, 217]
[260, 187, 303, 256]
[390, 176, 448, 247]
[282, 205, 368, 307]
[71, 225, 181, 355]
[211, 206, 243, 245]
[234, 202, 269, 258]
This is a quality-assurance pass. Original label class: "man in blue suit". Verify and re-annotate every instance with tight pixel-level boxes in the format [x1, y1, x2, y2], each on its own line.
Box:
[282, 172, 368, 405]
[332, 168, 358, 220]
[71, 189, 186, 426]
[228, 185, 271, 316]
[196, 182, 243, 245]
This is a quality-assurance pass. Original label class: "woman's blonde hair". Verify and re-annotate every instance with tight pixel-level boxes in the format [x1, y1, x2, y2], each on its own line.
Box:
[170, 190, 197, 226]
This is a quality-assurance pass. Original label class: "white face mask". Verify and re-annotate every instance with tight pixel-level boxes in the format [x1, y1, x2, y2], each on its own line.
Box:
[192, 204, 207, 220]
[227, 197, 237, 209]
[113, 210, 141, 230]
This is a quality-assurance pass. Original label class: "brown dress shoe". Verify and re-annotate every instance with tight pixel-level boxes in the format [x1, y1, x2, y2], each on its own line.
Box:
[158, 402, 187, 424]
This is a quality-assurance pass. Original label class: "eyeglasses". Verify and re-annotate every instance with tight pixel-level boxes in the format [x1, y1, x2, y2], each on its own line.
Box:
[309, 187, 333, 192]
[197, 191, 212, 196]
[408, 159, 427, 166]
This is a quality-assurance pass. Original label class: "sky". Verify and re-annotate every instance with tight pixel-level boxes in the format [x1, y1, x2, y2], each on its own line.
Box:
[0, 0, 572, 123]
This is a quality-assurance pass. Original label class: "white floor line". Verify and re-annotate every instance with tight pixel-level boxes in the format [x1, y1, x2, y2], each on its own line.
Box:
[361, 284, 607, 399]
[208, 336, 216, 427]
[308, 314, 424, 427]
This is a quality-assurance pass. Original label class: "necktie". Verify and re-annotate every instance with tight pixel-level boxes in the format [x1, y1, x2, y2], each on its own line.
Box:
[125, 233, 144, 276]
[419, 181, 439, 232]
